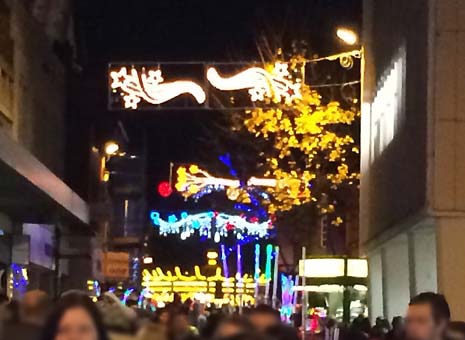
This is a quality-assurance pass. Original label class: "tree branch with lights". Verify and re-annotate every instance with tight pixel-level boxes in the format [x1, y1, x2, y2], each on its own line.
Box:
[240, 54, 360, 226]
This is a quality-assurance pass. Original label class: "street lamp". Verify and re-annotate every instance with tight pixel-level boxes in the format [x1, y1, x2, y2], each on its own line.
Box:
[104, 141, 120, 156]
[143, 256, 153, 265]
[336, 27, 358, 45]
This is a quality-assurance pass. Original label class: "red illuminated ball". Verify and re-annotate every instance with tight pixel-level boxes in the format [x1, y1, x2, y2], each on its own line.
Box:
[158, 181, 173, 197]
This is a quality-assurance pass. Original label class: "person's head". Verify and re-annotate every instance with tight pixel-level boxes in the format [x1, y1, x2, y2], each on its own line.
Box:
[392, 316, 404, 333]
[138, 323, 168, 340]
[327, 319, 337, 329]
[265, 324, 299, 340]
[247, 305, 281, 334]
[168, 306, 190, 335]
[156, 308, 169, 325]
[214, 316, 253, 339]
[406, 292, 450, 340]
[21, 289, 51, 325]
[40, 293, 109, 340]
[445, 322, 465, 340]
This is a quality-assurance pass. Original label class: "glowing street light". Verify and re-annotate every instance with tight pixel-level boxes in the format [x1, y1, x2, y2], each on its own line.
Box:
[143, 256, 153, 264]
[336, 28, 358, 45]
[207, 251, 219, 260]
[104, 141, 120, 156]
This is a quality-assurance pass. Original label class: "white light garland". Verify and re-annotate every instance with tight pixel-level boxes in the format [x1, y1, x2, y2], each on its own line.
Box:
[149, 211, 272, 242]
[207, 62, 302, 104]
[109, 63, 302, 109]
[110, 67, 207, 109]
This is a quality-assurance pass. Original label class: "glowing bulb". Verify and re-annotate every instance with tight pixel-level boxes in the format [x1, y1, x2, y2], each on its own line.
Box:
[104, 141, 119, 155]
[143, 257, 153, 264]
[214, 232, 220, 243]
[336, 28, 358, 45]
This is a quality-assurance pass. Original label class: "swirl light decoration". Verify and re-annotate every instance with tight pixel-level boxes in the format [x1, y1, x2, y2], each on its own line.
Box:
[149, 211, 272, 243]
[207, 62, 302, 104]
[175, 164, 278, 201]
[110, 67, 206, 109]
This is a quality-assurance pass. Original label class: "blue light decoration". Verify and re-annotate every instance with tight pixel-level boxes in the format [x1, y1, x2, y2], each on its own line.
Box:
[254, 244, 261, 281]
[236, 244, 242, 280]
[218, 154, 270, 221]
[10, 264, 28, 298]
[219, 154, 239, 178]
[138, 288, 150, 308]
[150, 211, 272, 242]
[281, 274, 295, 322]
[192, 184, 225, 201]
[220, 244, 229, 278]
[131, 257, 140, 284]
[122, 288, 134, 305]
[94, 280, 101, 297]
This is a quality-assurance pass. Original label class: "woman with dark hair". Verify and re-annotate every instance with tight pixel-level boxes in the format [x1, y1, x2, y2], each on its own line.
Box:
[40, 293, 110, 340]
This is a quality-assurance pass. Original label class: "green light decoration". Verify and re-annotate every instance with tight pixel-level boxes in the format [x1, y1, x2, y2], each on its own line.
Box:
[265, 244, 273, 280]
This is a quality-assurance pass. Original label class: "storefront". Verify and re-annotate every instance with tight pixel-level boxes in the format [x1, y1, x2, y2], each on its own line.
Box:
[0, 129, 89, 297]
[296, 257, 368, 323]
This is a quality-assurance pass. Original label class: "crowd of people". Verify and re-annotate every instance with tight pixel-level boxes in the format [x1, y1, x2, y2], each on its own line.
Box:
[0, 290, 464, 340]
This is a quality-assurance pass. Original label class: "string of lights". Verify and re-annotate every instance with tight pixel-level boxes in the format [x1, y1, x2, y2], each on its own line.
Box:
[150, 211, 272, 242]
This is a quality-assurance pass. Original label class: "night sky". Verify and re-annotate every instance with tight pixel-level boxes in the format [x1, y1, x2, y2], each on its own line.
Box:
[70, 0, 362, 270]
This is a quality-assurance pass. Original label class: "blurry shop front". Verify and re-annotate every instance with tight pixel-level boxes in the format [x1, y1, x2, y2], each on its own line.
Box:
[295, 257, 368, 324]
[0, 131, 89, 298]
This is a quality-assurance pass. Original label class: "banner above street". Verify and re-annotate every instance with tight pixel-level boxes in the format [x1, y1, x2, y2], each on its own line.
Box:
[108, 62, 303, 110]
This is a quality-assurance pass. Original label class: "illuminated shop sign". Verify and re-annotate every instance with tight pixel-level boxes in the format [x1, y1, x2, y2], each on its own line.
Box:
[298, 258, 368, 278]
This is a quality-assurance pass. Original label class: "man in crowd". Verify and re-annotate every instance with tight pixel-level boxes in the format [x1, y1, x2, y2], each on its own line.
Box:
[247, 304, 281, 334]
[405, 292, 450, 340]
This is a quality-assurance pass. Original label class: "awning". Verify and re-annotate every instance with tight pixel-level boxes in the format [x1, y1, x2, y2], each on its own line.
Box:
[0, 130, 89, 225]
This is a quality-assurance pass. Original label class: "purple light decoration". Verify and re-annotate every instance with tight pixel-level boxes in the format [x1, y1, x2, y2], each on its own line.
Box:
[221, 244, 229, 278]
[281, 274, 295, 322]
[236, 244, 242, 280]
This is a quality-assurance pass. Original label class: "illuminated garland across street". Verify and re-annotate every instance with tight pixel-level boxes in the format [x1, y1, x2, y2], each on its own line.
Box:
[150, 211, 272, 242]
[110, 67, 207, 109]
[176, 164, 279, 201]
[206, 62, 302, 104]
[109, 62, 301, 109]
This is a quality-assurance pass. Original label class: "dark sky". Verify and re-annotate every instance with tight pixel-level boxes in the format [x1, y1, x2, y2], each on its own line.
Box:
[70, 0, 362, 270]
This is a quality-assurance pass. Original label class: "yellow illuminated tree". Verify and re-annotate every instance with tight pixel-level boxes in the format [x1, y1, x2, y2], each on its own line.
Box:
[237, 55, 360, 225]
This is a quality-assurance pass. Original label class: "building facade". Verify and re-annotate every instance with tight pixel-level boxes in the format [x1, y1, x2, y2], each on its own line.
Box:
[0, 0, 91, 297]
[361, 0, 465, 320]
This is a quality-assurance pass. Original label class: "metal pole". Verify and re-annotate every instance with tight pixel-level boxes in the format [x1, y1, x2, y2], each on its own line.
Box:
[301, 247, 307, 340]
[272, 246, 280, 309]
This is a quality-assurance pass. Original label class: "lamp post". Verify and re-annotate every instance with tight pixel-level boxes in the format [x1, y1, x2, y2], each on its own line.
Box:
[336, 27, 364, 324]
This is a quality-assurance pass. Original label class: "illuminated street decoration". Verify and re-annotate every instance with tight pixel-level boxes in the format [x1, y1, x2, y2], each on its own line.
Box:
[122, 288, 134, 305]
[149, 210, 272, 242]
[221, 244, 229, 278]
[175, 164, 279, 200]
[9, 264, 28, 298]
[206, 62, 302, 103]
[281, 274, 295, 322]
[110, 67, 206, 109]
[141, 266, 267, 306]
[109, 62, 302, 109]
